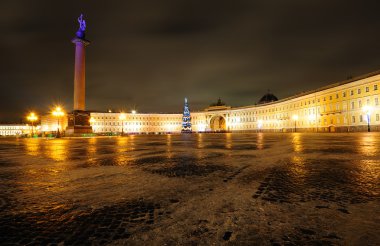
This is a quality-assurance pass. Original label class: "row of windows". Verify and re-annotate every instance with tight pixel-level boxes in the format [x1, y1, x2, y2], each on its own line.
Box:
[92, 106, 380, 126]
[93, 113, 380, 132]
[0, 126, 28, 130]
[222, 88, 379, 116]
[352, 114, 380, 123]
[222, 113, 380, 129]
[92, 116, 180, 121]
[0, 130, 23, 135]
[91, 85, 379, 121]
[93, 122, 181, 126]
[94, 128, 177, 132]
[227, 97, 379, 119]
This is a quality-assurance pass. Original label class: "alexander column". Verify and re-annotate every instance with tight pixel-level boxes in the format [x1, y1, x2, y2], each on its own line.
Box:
[66, 14, 93, 135]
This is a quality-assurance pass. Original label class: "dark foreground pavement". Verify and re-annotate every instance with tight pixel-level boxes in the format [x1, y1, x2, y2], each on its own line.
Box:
[0, 133, 379, 245]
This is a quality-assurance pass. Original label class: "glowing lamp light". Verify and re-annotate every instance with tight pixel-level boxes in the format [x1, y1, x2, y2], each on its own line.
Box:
[198, 123, 206, 132]
[119, 113, 126, 121]
[27, 112, 38, 122]
[119, 113, 126, 135]
[52, 106, 65, 137]
[308, 114, 316, 121]
[26, 112, 38, 136]
[52, 106, 65, 117]
[257, 120, 263, 129]
[292, 115, 299, 132]
[131, 110, 137, 114]
[362, 105, 373, 132]
[89, 117, 95, 124]
[362, 105, 373, 115]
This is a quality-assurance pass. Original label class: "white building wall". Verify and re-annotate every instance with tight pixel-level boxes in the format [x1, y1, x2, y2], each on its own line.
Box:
[0, 125, 34, 136]
[90, 72, 380, 134]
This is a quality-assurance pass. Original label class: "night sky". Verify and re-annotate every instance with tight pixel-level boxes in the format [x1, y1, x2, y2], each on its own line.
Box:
[1, 1, 380, 122]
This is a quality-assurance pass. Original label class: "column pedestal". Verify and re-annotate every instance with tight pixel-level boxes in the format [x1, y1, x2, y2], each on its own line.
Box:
[66, 110, 93, 136]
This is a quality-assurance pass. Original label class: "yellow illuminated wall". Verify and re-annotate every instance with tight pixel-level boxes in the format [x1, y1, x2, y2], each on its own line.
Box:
[89, 72, 380, 134]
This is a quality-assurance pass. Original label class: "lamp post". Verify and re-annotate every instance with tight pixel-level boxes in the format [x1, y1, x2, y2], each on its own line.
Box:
[27, 112, 38, 137]
[89, 117, 95, 133]
[52, 106, 65, 138]
[257, 120, 263, 133]
[119, 113, 126, 136]
[362, 106, 373, 132]
[292, 115, 299, 132]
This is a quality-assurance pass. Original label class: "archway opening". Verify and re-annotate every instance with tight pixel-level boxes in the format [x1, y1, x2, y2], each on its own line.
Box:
[210, 116, 226, 132]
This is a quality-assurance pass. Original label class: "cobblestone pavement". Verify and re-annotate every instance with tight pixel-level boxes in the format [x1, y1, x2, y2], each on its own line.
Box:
[0, 133, 379, 245]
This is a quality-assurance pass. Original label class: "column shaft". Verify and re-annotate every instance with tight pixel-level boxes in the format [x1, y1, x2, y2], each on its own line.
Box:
[73, 41, 86, 111]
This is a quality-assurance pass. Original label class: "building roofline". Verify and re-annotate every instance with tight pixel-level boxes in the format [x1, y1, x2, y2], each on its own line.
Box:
[228, 69, 380, 111]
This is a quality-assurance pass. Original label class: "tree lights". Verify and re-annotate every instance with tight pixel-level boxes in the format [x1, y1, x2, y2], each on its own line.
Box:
[181, 98, 192, 133]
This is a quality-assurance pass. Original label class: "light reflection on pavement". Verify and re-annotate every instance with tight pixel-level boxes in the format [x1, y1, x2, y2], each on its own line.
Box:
[0, 133, 379, 245]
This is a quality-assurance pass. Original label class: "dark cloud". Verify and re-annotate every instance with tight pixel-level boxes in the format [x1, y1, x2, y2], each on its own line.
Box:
[1, 0, 380, 122]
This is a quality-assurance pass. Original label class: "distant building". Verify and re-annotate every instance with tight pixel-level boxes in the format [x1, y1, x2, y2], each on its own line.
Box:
[89, 70, 380, 133]
[89, 112, 183, 134]
[0, 124, 34, 136]
[40, 115, 68, 133]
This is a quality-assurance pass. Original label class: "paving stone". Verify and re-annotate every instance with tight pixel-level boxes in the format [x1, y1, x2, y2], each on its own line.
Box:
[0, 134, 379, 244]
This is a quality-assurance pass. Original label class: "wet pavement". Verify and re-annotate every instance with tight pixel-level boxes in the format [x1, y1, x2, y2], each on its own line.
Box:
[0, 133, 379, 245]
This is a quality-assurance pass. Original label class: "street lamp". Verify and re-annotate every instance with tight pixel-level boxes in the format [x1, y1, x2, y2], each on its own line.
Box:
[52, 106, 65, 138]
[292, 115, 299, 132]
[119, 113, 126, 136]
[131, 110, 136, 114]
[89, 117, 95, 132]
[362, 105, 373, 132]
[257, 120, 263, 133]
[26, 112, 38, 137]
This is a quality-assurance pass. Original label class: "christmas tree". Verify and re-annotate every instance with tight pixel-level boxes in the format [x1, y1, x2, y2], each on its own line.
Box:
[181, 97, 192, 133]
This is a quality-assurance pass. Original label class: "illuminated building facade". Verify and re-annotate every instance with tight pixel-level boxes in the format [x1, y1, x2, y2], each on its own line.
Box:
[40, 115, 68, 134]
[89, 71, 380, 134]
[90, 112, 183, 134]
[0, 124, 35, 136]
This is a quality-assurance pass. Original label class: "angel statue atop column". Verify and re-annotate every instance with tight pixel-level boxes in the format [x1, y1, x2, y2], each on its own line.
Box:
[76, 14, 86, 38]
